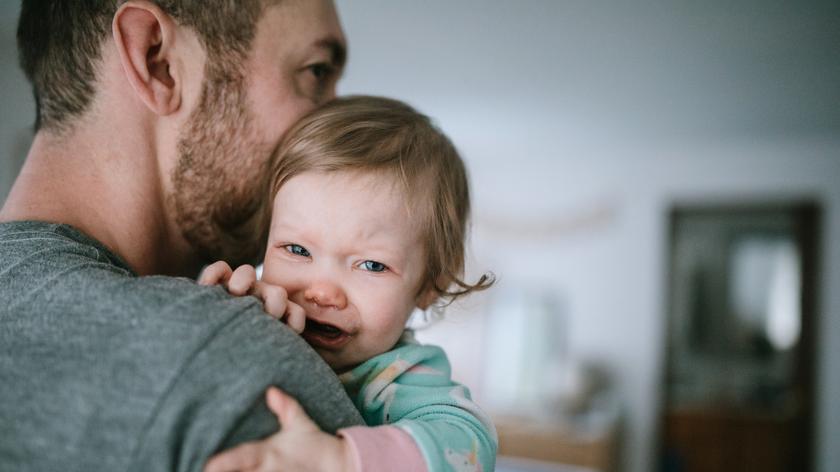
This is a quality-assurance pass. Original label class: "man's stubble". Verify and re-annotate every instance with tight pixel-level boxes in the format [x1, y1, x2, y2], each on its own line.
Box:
[172, 69, 273, 267]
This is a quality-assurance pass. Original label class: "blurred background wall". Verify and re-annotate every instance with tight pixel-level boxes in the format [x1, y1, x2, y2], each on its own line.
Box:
[332, 2, 840, 472]
[0, 2, 32, 203]
[2, 2, 839, 472]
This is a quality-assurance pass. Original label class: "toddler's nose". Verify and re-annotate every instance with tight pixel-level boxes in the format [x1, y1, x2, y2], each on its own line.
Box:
[304, 281, 347, 310]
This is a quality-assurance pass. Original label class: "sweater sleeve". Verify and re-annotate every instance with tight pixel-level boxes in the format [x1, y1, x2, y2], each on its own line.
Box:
[339, 425, 427, 472]
[127, 304, 363, 472]
[340, 334, 497, 472]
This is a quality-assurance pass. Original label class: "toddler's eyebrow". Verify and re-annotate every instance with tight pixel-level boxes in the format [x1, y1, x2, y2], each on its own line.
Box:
[268, 220, 306, 238]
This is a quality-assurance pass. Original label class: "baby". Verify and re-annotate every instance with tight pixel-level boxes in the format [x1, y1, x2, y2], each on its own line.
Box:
[200, 96, 496, 472]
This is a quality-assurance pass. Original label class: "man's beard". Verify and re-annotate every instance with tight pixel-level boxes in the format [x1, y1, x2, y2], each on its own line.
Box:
[171, 74, 272, 267]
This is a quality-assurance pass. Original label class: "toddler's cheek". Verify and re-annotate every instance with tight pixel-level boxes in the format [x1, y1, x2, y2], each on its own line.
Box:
[261, 264, 300, 289]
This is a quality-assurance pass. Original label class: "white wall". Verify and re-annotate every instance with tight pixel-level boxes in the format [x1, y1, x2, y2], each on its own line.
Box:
[463, 138, 839, 472]
[332, 2, 840, 472]
[0, 2, 33, 202]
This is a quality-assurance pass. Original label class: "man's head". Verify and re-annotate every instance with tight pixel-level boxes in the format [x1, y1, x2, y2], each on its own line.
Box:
[17, 0, 268, 135]
[16, 0, 346, 267]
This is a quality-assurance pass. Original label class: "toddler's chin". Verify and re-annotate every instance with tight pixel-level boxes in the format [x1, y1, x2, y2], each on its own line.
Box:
[319, 350, 367, 375]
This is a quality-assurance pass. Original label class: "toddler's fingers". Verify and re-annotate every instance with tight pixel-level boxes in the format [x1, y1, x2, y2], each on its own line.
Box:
[203, 441, 265, 472]
[284, 301, 306, 334]
[227, 264, 257, 296]
[254, 282, 288, 320]
[265, 387, 320, 434]
[198, 261, 232, 286]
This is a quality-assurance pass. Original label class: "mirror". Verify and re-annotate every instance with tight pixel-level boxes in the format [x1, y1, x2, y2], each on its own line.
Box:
[660, 202, 819, 472]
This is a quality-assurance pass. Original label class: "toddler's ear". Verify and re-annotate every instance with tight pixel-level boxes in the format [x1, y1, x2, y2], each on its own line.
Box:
[416, 286, 439, 310]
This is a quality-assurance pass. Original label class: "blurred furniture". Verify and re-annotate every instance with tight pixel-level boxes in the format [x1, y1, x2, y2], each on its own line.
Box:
[497, 456, 599, 472]
[658, 202, 820, 472]
[663, 406, 803, 472]
[495, 392, 620, 472]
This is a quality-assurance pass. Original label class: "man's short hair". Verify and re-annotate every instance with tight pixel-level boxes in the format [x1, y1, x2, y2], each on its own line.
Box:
[17, 0, 270, 133]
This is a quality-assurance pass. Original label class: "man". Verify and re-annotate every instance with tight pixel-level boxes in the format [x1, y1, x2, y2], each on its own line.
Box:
[0, 1, 363, 470]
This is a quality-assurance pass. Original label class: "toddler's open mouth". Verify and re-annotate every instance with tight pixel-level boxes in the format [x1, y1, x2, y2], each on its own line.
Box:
[302, 318, 351, 350]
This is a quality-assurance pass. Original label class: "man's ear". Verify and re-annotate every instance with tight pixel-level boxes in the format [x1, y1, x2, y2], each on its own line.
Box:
[112, 1, 181, 115]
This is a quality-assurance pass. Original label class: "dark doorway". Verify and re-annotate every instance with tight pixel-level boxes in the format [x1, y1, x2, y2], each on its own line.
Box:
[658, 202, 820, 472]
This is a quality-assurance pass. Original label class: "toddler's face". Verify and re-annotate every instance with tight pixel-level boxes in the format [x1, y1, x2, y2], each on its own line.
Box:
[262, 171, 430, 372]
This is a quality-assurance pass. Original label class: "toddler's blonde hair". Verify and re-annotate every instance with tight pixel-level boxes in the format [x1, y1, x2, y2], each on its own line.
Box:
[267, 95, 493, 305]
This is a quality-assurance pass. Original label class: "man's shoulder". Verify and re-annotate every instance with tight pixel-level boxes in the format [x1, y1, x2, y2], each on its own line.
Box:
[0, 221, 362, 470]
[0, 220, 264, 331]
[0, 220, 289, 373]
[106, 272, 265, 327]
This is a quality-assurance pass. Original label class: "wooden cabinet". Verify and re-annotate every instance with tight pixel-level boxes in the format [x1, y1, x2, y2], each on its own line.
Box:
[496, 416, 618, 472]
[662, 407, 806, 472]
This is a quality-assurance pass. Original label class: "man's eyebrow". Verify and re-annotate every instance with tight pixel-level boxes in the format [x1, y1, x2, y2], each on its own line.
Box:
[315, 37, 347, 70]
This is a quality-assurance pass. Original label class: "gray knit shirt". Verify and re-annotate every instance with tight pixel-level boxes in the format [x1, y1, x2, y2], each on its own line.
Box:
[0, 221, 362, 471]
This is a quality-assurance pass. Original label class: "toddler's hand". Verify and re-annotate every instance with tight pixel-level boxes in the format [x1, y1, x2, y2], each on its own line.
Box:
[198, 261, 306, 333]
[204, 387, 355, 472]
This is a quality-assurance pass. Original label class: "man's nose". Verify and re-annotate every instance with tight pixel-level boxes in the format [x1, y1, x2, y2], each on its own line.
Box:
[304, 281, 347, 310]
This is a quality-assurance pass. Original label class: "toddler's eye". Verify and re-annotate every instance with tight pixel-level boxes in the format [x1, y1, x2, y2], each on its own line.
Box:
[360, 260, 388, 273]
[284, 244, 311, 257]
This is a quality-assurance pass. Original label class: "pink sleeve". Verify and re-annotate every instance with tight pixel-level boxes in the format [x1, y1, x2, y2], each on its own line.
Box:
[338, 425, 427, 472]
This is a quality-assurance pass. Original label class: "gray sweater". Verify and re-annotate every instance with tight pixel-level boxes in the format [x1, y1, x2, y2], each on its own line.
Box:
[0, 221, 362, 471]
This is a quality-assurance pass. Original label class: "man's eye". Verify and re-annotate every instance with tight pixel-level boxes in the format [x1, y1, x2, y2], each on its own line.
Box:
[300, 63, 336, 103]
[310, 64, 332, 80]
[284, 244, 310, 257]
[308, 63, 333, 81]
[360, 260, 388, 273]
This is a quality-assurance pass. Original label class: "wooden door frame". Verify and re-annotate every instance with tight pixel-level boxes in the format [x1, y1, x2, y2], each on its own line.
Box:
[655, 200, 821, 472]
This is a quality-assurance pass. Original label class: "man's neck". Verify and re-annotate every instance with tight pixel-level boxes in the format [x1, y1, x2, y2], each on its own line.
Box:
[0, 129, 201, 277]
